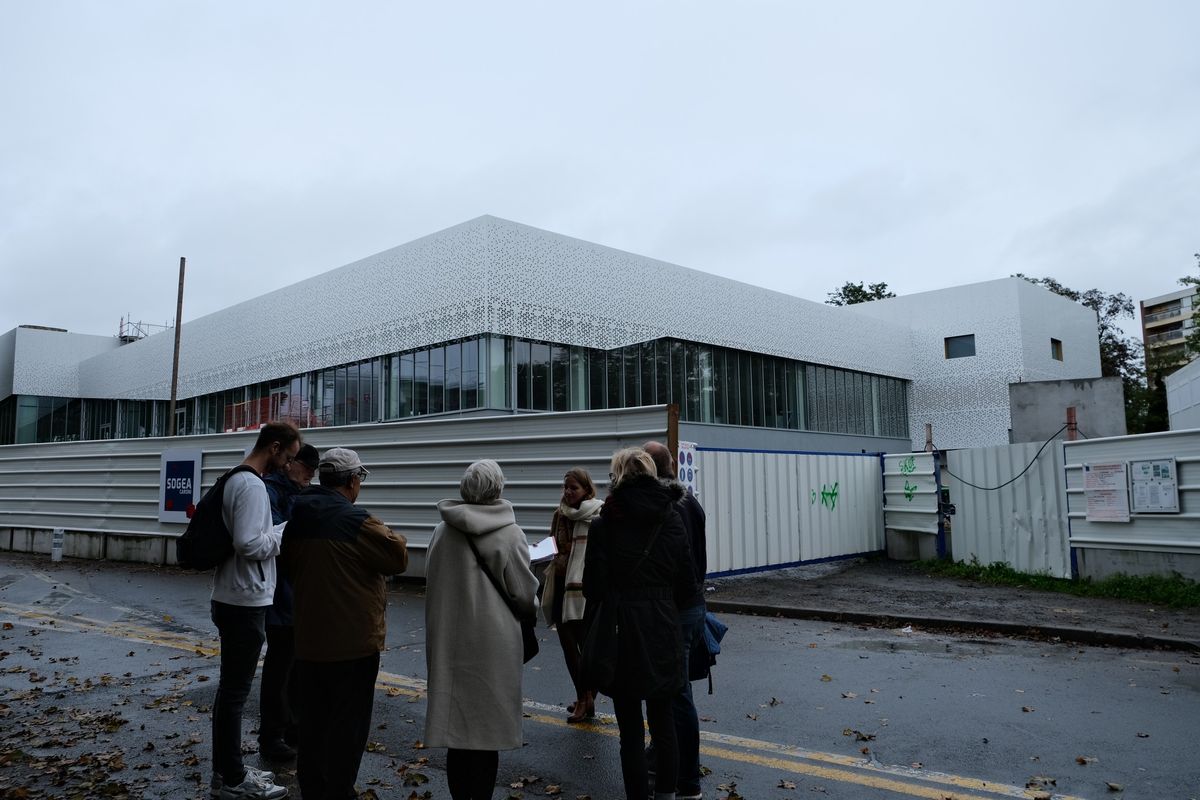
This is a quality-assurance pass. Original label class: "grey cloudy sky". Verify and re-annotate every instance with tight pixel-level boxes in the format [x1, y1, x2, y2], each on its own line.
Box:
[2, 1, 1197, 341]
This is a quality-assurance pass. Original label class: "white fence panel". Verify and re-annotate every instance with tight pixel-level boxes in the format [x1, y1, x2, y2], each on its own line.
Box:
[696, 448, 883, 574]
[0, 406, 669, 576]
[945, 442, 1069, 578]
[882, 452, 940, 536]
[1064, 429, 1200, 578]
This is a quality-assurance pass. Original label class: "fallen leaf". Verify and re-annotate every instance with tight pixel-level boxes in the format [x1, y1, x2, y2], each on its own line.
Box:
[1022, 706, 1035, 713]
[1076, 756, 1096, 765]
[778, 779, 796, 789]
[746, 713, 758, 721]
[1136, 732, 1149, 738]
[545, 786, 562, 796]
[1106, 782, 1124, 792]
[842, 692, 857, 699]
[820, 674, 832, 682]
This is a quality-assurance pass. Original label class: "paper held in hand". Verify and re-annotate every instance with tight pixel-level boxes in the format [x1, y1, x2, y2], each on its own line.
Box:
[528, 535, 559, 563]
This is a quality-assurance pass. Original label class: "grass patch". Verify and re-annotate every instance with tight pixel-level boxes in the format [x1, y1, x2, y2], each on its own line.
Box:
[914, 558, 1200, 609]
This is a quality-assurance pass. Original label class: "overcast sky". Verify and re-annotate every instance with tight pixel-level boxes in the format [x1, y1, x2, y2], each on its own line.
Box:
[2, 1, 1197, 342]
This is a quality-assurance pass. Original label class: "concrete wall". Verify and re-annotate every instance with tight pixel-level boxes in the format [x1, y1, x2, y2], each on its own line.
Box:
[1166, 357, 1200, 431]
[1008, 376, 1127, 443]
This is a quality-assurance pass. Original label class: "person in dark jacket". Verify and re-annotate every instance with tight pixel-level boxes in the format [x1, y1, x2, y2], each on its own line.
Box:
[258, 442, 319, 761]
[583, 447, 698, 800]
[643, 441, 708, 800]
[281, 447, 409, 800]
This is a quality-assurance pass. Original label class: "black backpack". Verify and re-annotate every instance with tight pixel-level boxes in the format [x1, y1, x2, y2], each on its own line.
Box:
[175, 465, 261, 570]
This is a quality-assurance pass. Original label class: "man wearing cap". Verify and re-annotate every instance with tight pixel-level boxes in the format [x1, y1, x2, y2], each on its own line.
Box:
[258, 442, 320, 762]
[281, 447, 409, 800]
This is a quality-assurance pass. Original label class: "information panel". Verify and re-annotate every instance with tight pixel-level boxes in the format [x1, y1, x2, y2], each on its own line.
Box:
[1083, 462, 1130, 522]
[1128, 458, 1180, 514]
[159, 448, 203, 524]
[678, 440, 699, 498]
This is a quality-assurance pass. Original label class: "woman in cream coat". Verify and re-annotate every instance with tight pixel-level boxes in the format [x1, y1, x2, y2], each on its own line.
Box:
[541, 467, 603, 722]
[425, 460, 539, 800]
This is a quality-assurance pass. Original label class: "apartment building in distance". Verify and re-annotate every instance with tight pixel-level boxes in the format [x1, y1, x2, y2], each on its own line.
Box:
[1140, 286, 1198, 375]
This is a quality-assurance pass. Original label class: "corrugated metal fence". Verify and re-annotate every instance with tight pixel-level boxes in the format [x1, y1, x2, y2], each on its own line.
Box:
[0, 406, 670, 575]
[695, 448, 884, 574]
[1064, 429, 1200, 577]
[945, 442, 1070, 578]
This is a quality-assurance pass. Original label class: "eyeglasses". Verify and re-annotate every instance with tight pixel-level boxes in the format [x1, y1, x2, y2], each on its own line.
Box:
[354, 468, 368, 482]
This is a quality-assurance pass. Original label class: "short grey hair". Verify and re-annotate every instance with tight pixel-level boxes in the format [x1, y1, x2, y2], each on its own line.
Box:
[460, 459, 505, 504]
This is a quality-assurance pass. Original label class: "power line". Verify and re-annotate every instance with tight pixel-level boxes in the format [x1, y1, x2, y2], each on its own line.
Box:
[939, 423, 1069, 492]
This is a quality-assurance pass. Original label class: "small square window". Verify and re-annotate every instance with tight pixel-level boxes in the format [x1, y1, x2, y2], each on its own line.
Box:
[944, 334, 976, 359]
[1050, 338, 1063, 361]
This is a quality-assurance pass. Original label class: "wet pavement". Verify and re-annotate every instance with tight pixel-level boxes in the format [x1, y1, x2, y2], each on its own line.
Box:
[2, 551, 1199, 799]
[704, 557, 1200, 653]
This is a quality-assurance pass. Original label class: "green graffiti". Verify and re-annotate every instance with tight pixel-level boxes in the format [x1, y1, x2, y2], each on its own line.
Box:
[899, 456, 916, 475]
[811, 482, 840, 513]
[903, 479, 918, 501]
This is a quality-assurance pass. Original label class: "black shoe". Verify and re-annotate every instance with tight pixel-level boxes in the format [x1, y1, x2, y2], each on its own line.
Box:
[259, 738, 297, 762]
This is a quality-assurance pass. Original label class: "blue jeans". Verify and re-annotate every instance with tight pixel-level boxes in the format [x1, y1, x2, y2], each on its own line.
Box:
[211, 601, 267, 785]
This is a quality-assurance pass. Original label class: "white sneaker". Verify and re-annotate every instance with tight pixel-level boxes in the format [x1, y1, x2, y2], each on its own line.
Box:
[210, 767, 277, 798]
[217, 769, 287, 800]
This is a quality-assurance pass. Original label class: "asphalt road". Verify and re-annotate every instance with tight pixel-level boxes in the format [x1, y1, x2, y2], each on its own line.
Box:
[1, 553, 1198, 800]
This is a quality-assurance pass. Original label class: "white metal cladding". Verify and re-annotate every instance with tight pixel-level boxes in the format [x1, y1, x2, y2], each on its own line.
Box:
[0, 406, 670, 574]
[882, 452, 939, 535]
[1063, 429, 1200, 554]
[946, 442, 1070, 578]
[694, 449, 884, 574]
[71, 215, 914, 401]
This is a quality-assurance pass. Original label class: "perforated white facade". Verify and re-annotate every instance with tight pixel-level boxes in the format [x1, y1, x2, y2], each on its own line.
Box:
[3, 216, 1103, 449]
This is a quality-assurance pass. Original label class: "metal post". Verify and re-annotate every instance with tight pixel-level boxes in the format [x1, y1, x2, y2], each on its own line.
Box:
[1066, 406, 1077, 442]
[167, 257, 186, 436]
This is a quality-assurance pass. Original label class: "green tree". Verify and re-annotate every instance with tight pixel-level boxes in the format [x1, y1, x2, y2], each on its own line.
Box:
[1014, 275, 1165, 434]
[825, 281, 897, 306]
[1181, 253, 1200, 359]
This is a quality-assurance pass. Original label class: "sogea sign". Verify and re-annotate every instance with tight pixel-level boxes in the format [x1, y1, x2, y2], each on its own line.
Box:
[159, 448, 203, 524]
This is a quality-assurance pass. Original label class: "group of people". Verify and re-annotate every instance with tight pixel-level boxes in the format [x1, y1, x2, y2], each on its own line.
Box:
[207, 423, 409, 800]
[205, 421, 708, 800]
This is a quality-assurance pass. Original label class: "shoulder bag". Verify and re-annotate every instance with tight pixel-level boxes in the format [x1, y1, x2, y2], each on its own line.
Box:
[463, 532, 539, 664]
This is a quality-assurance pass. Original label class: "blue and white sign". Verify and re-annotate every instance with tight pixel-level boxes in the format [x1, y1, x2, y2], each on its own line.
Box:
[159, 448, 203, 524]
[678, 440, 699, 498]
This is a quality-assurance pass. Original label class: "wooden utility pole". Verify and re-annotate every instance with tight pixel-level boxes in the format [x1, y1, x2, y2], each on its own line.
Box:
[167, 257, 186, 436]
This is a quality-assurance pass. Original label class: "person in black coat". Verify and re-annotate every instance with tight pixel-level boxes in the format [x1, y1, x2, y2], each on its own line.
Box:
[583, 447, 698, 800]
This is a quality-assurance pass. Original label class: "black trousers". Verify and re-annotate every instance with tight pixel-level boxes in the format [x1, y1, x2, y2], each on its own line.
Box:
[446, 748, 499, 800]
[259, 624, 298, 745]
[614, 694, 676, 800]
[211, 601, 267, 785]
[296, 652, 380, 800]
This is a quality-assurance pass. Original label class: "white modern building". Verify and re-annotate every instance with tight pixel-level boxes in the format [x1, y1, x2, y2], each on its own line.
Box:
[1, 216, 1102, 451]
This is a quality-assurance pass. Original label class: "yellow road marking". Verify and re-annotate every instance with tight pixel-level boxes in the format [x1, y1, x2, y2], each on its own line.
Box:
[0, 603, 1085, 800]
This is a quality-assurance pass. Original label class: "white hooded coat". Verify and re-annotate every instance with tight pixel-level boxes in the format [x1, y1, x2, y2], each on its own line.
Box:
[424, 498, 539, 751]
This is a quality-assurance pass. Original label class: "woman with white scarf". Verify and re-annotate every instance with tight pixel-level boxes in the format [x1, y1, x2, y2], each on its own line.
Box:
[542, 467, 603, 723]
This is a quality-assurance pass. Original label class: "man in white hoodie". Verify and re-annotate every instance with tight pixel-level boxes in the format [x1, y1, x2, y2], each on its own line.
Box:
[211, 422, 300, 800]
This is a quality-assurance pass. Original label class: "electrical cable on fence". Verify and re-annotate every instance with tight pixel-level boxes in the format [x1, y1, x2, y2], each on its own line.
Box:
[939, 423, 1069, 492]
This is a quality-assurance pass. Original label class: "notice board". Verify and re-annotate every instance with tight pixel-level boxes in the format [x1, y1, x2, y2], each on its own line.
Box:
[1128, 458, 1180, 514]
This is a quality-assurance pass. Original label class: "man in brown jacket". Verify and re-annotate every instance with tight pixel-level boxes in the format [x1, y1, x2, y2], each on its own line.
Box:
[281, 447, 408, 800]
